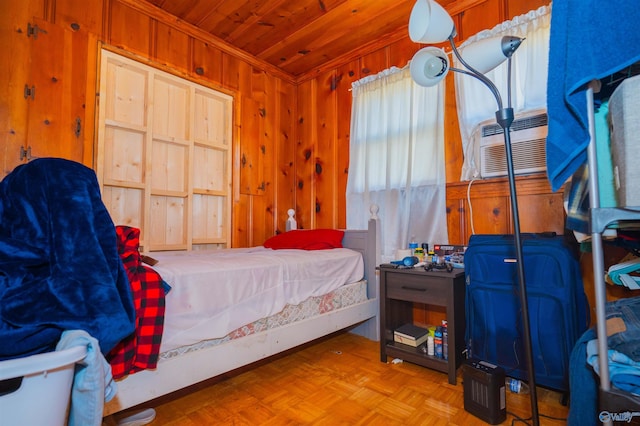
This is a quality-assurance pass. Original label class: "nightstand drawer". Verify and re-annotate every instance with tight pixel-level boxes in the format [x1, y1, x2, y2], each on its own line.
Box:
[385, 272, 449, 305]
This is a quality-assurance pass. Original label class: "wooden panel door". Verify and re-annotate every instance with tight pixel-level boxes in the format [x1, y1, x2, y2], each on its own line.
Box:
[26, 17, 87, 162]
[97, 49, 232, 251]
[0, 3, 33, 177]
[192, 88, 233, 246]
[149, 75, 190, 249]
[1, 16, 89, 177]
[98, 54, 148, 238]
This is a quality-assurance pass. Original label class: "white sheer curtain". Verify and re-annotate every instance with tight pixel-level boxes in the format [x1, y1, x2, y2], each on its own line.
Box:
[347, 66, 448, 263]
[455, 4, 551, 181]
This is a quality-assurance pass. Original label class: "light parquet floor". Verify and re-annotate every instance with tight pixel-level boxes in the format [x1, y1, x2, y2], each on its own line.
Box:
[106, 332, 569, 425]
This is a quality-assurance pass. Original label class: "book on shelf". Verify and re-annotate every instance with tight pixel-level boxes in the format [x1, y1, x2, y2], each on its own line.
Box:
[393, 323, 429, 347]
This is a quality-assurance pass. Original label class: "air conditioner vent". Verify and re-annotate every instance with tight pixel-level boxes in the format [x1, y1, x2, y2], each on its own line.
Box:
[481, 113, 548, 137]
[479, 110, 548, 178]
[481, 137, 547, 177]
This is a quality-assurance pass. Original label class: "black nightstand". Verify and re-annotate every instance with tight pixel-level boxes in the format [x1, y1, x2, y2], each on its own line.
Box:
[379, 266, 466, 385]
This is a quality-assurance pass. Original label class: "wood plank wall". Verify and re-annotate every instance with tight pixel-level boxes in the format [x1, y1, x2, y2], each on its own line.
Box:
[1, 0, 554, 249]
[295, 0, 557, 240]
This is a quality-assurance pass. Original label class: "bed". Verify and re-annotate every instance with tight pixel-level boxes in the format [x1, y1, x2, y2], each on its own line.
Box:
[103, 208, 380, 416]
[0, 158, 380, 419]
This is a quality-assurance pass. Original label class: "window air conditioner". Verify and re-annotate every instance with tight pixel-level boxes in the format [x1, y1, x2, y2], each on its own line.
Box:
[479, 110, 548, 178]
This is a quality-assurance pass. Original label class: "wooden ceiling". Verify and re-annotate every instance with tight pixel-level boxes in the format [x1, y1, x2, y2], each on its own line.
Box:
[140, 0, 464, 78]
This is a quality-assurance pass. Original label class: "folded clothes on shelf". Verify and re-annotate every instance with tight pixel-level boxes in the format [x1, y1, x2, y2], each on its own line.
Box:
[584, 296, 640, 395]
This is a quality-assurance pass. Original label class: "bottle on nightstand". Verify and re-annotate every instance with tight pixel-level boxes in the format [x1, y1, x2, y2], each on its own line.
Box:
[434, 326, 443, 358]
[409, 236, 418, 256]
[426, 335, 434, 356]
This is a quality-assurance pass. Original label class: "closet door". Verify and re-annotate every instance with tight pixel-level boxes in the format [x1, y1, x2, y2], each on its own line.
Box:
[1, 16, 89, 177]
[96, 49, 232, 251]
[192, 89, 233, 246]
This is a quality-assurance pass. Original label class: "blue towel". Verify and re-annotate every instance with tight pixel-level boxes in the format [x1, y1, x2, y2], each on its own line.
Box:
[56, 330, 115, 426]
[546, 0, 640, 192]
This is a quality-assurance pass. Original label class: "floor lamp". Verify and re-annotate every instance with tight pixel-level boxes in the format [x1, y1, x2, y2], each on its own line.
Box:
[407, 1, 539, 424]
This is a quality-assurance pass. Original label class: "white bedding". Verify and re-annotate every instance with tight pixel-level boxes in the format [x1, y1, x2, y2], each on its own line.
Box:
[151, 247, 364, 353]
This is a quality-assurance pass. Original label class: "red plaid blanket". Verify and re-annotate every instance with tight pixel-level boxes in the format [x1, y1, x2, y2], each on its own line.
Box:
[107, 226, 165, 379]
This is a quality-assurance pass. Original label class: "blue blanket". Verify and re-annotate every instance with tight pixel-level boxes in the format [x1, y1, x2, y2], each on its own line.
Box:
[0, 158, 135, 359]
[546, 0, 640, 192]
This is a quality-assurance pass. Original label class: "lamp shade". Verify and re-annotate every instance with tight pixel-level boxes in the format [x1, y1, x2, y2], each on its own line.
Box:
[459, 35, 524, 74]
[409, 0, 455, 44]
[410, 46, 450, 87]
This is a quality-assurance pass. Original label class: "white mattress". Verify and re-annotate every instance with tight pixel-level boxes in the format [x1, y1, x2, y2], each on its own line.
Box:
[159, 279, 368, 360]
[151, 247, 364, 353]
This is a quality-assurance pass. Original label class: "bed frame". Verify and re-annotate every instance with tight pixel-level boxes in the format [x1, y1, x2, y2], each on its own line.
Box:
[103, 212, 380, 416]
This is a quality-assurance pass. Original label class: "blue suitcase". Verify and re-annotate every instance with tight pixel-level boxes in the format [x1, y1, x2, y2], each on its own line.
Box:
[464, 233, 590, 391]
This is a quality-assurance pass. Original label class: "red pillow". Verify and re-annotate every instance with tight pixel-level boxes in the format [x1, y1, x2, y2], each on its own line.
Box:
[263, 229, 344, 250]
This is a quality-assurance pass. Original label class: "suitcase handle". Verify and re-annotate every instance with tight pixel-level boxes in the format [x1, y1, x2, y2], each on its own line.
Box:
[488, 232, 558, 242]
[538, 231, 557, 238]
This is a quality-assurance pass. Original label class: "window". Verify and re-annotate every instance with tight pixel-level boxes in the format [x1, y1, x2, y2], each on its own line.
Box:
[455, 5, 551, 181]
[347, 66, 448, 262]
